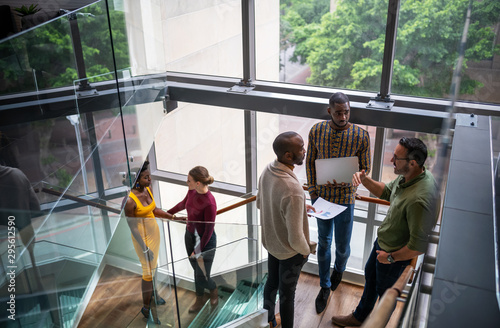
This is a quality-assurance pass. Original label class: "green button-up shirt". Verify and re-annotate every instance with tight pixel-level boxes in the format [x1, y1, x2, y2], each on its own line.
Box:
[377, 169, 440, 253]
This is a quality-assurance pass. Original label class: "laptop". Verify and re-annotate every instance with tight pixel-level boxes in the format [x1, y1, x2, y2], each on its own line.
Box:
[315, 156, 359, 185]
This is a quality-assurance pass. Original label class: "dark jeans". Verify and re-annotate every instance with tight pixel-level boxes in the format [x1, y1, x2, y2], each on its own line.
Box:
[185, 230, 217, 296]
[353, 239, 410, 322]
[264, 252, 308, 328]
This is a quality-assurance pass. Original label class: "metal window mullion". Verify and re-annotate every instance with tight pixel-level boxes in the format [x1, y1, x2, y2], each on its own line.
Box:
[379, 0, 400, 100]
[241, 0, 256, 85]
[148, 143, 170, 278]
[244, 110, 258, 263]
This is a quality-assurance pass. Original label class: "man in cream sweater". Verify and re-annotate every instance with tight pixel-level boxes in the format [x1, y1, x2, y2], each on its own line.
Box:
[257, 131, 316, 328]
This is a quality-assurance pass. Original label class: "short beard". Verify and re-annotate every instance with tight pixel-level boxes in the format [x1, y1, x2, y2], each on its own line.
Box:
[332, 120, 348, 128]
[394, 163, 410, 175]
[292, 153, 304, 166]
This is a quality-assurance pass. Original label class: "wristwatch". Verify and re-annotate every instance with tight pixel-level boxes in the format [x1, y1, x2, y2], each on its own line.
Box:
[387, 253, 395, 264]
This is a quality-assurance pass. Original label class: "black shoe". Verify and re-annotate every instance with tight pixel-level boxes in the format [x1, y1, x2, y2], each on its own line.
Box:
[141, 307, 150, 319]
[330, 270, 343, 292]
[315, 287, 331, 314]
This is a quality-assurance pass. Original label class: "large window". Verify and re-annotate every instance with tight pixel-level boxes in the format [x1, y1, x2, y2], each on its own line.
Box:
[257, 0, 500, 105]
[154, 103, 246, 186]
[393, 0, 500, 104]
[262, 0, 385, 91]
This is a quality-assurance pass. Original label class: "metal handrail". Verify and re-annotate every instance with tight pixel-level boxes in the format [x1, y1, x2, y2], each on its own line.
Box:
[361, 265, 415, 328]
[214, 185, 391, 216]
[37, 184, 389, 218]
[38, 187, 121, 214]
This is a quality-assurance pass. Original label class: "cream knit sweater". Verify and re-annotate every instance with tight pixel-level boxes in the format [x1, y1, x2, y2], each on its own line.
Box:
[257, 160, 315, 260]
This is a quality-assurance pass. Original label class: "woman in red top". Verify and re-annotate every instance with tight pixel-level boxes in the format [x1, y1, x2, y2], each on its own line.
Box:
[168, 166, 218, 313]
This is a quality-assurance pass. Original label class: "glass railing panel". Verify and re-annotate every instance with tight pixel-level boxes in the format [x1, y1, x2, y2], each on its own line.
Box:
[159, 220, 263, 328]
[72, 79, 132, 193]
[77, 1, 131, 78]
[0, 9, 74, 96]
[81, 215, 175, 327]
[73, 71, 168, 191]
[0, 1, 130, 97]
[121, 100, 166, 180]
[0, 107, 128, 257]
[0, 210, 114, 328]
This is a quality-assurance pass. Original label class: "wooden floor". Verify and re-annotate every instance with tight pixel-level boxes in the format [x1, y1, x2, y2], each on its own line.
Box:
[78, 266, 402, 328]
[294, 272, 402, 328]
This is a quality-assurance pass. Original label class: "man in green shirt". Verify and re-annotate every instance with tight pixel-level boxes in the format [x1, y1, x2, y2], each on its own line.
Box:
[331, 137, 440, 327]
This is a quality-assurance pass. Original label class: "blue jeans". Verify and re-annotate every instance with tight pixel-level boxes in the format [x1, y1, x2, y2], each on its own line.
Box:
[264, 252, 308, 328]
[353, 240, 410, 322]
[316, 203, 354, 288]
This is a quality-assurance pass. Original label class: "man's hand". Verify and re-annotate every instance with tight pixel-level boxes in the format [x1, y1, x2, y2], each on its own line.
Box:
[376, 250, 391, 264]
[352, 170, 367, 187]
[306, 204, 316, 213]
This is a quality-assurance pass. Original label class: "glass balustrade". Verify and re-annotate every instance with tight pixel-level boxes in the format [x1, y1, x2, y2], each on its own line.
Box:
[0, 209, 121, 328]
[101, 214, 264, 328]
[1, 197, 267, 328]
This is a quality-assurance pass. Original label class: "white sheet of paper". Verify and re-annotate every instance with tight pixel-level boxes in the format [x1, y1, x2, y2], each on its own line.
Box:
[308, 197, 347, 220]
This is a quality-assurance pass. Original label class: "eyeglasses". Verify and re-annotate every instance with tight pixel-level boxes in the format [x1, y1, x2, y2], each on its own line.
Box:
[392, 154, 409, 161]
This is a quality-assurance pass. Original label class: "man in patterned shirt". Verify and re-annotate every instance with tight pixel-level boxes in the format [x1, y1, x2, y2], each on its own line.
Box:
[306, 92, 371, 314]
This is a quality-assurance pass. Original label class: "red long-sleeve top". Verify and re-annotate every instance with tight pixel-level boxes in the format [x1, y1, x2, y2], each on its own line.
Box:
[168, 189, 217, 251]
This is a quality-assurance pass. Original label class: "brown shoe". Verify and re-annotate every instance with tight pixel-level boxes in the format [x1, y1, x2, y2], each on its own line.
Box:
[209, 288, 219, 306]
[331, 312, 362, 327]
[189, 295, 204, 313]
[269, 313, 281, 327]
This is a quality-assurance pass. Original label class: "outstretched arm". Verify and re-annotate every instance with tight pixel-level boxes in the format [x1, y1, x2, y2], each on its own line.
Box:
[352, 169, 385, 198]
[153, 207, 176, 220]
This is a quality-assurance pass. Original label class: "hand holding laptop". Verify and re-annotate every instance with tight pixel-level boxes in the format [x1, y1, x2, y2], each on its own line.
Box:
[325, 179, 351, 188]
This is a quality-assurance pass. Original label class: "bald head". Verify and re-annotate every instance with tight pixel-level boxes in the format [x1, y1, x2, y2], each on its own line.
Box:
[272, 131, 306, 166]
[273, 132, 299, 159]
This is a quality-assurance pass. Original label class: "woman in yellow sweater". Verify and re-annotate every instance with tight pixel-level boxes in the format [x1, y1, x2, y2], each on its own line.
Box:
[124, 161, 178, 321]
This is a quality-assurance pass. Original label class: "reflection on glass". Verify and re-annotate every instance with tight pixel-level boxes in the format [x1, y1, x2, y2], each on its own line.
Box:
[0, 1, 129, 96]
